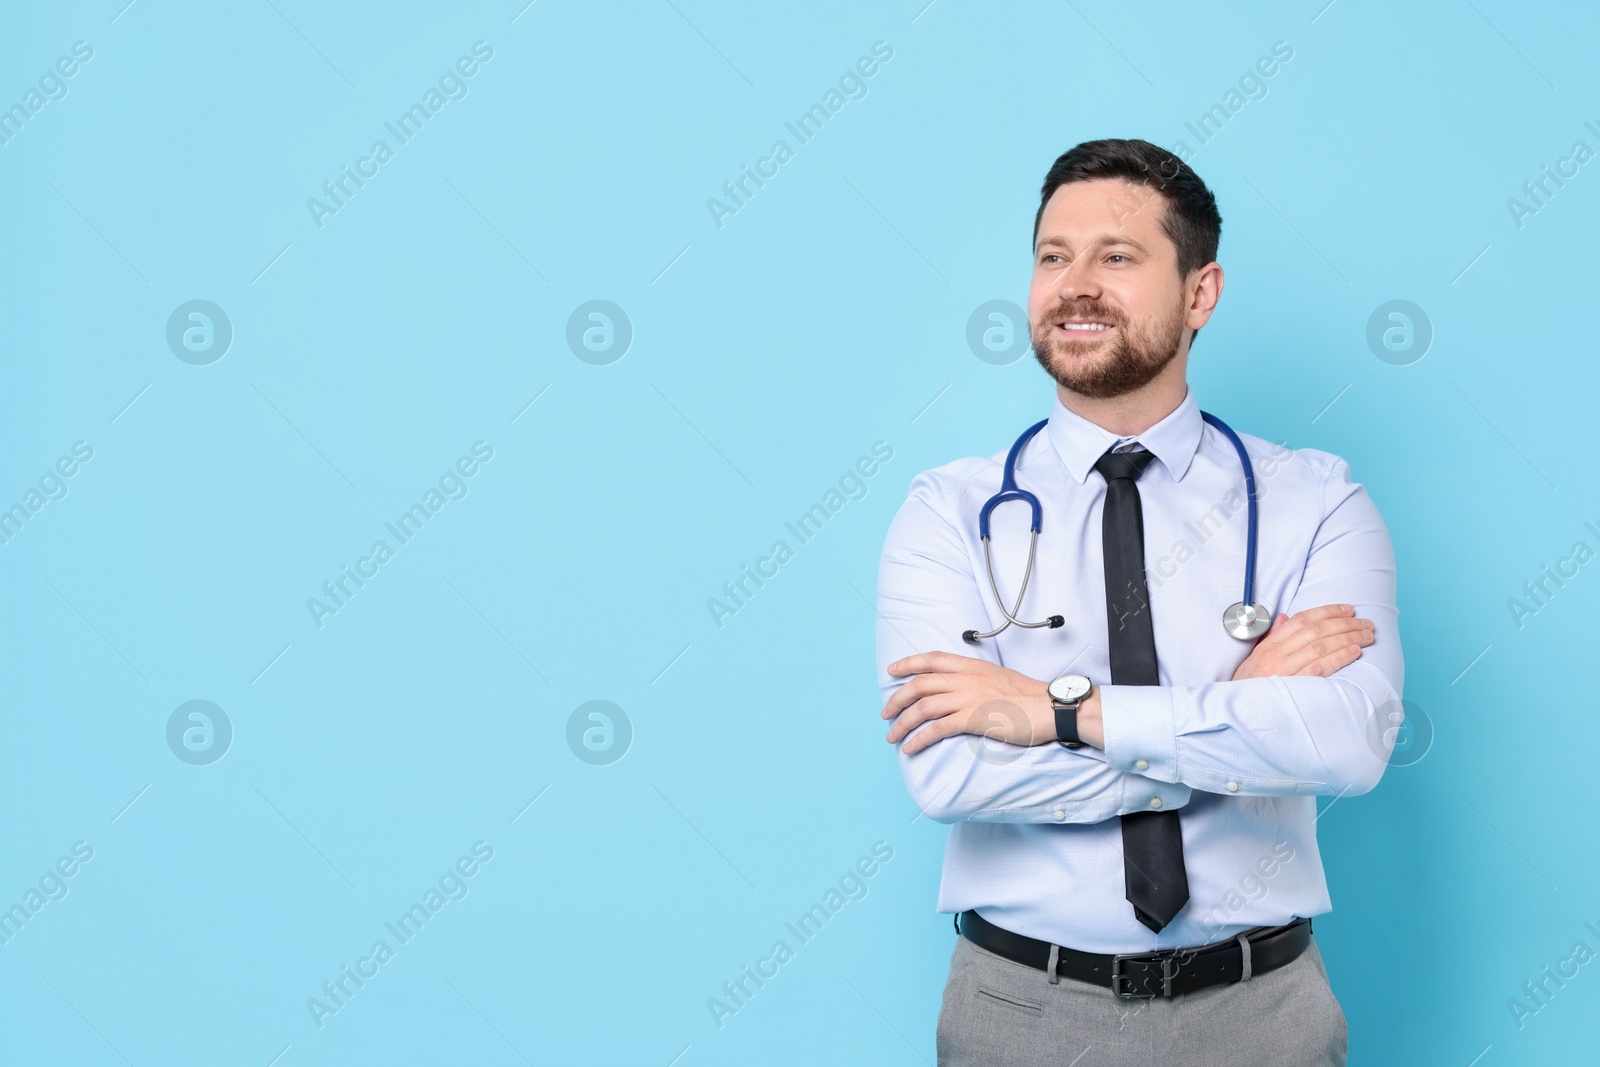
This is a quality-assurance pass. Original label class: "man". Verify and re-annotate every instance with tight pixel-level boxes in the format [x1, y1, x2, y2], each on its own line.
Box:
[874, 138, 1402, 1065]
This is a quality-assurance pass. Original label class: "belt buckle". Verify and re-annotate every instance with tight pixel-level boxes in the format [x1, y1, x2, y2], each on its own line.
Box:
[1109, 951, 1178, 999]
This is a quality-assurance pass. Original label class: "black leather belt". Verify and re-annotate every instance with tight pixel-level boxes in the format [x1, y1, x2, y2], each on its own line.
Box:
[955, 909, 1312, 999]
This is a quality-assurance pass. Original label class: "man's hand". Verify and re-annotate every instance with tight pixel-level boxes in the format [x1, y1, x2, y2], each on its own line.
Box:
[883, 652, 1059, 755]
[1231, 603, 1374, 681]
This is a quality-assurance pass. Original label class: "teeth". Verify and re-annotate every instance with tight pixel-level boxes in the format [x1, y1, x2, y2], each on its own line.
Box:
[1062, 323, 1110, 331]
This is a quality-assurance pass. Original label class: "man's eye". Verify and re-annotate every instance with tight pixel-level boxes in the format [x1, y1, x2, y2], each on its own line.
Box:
[1041, 253, 1063, 264]
[1107, 254, 1128, 264]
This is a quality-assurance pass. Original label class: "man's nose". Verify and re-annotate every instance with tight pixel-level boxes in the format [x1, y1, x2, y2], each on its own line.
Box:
[1055, 258, 1103, 302]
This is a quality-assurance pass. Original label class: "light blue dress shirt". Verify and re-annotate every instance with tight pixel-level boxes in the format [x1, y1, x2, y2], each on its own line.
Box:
[875, 386, 1403, 953]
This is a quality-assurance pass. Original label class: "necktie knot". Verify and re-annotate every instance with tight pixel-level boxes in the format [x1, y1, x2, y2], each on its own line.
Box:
[1093, 446, 1156, 484]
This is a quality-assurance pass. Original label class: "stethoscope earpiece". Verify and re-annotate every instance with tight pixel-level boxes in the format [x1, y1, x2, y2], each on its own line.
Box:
[967, 410, 1268, 643]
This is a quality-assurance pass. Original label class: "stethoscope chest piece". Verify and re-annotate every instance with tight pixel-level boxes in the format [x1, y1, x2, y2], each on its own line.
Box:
[1222, 601, 1272, 640]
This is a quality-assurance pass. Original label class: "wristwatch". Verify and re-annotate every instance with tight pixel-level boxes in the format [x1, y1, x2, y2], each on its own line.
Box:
[1048, 673, 1093, 749]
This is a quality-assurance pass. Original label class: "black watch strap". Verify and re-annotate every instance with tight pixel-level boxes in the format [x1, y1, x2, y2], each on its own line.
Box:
[1054, 698, 1085, 749]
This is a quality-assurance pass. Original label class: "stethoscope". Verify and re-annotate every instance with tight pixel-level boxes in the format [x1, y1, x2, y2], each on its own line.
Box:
[962, 411, 1271, 644]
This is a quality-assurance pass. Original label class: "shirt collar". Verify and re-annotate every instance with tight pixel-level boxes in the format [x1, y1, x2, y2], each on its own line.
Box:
[1045, 386, 1204, 485]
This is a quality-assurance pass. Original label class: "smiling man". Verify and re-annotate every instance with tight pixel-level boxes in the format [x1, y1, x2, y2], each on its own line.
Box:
[874, 139, 1404, 1065]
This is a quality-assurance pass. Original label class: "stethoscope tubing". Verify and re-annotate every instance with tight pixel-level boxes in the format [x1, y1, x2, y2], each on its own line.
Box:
[1199, 411, 1258, 609]
[964, 410, 1264, 644]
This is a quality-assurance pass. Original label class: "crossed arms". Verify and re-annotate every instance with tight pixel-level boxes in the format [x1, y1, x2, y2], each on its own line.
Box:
[874, 458, 1404, 824]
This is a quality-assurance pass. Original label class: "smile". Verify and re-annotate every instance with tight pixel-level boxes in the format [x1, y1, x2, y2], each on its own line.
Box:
[1057, 322, 1113, 333]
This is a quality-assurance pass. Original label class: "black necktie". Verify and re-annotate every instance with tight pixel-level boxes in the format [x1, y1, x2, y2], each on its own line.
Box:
[1094, 445, 1190, 934]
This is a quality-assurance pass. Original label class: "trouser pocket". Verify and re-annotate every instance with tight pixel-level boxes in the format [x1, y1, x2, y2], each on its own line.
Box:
[975, 985, 1045, 1017]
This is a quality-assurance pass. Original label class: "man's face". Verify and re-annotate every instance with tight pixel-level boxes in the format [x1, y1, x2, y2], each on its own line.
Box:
[1028, 178, 1192, 399]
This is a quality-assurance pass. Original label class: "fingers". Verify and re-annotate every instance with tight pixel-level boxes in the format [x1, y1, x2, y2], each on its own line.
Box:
[1275, 619, 1376, 676]
[1257, 604, 1348, 641]
[881, 672, 957, 720]
[902, 703, 1011, 755]
[1281, 618, 1373, 658]
[900, 717, 953, 756]
[886, 692, 964, 744]
[1259, 605, 1372, 655]
[1235, 603, 1376, 681]
[886, 650, 978, 678]
[899, 708, 981, 756]
[1292, 603, 1358, 626]
[1302, 641, 1367, 677]
[883, 650, 994, 721]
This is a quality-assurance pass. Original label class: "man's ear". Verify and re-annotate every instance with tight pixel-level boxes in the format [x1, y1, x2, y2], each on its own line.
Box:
[1186, 262, 1224, 332]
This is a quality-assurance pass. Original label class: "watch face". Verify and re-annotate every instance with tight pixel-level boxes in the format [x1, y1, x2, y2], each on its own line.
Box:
[1049, 674, 1091, 703]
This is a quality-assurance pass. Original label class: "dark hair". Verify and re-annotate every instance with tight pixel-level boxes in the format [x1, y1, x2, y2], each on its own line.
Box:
[1033, 139, 1222, 342]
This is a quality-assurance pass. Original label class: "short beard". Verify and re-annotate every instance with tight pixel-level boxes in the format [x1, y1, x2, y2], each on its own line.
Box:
[1030, 296, 1187, 400]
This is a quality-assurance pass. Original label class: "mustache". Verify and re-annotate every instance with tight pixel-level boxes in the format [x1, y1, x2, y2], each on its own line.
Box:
[1043, 302, 1122, 326]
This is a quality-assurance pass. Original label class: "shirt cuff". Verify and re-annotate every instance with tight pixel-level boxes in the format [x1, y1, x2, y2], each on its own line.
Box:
[1098, 683, 1178, 781]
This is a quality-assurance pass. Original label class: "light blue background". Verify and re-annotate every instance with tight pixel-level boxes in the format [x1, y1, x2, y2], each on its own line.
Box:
[3, 1, 1598, 1064]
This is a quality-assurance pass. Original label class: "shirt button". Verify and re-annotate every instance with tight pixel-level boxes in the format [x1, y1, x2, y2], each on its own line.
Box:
[1054, 810, 1066, 821]
[1149, 797, 1163, 809]
[1226, 781, 1239, 792]
[1135, 759, 1149, 770]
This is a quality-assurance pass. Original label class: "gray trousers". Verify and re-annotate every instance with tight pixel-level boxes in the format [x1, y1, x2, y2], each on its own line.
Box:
[936, 930, 1348, 1066]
